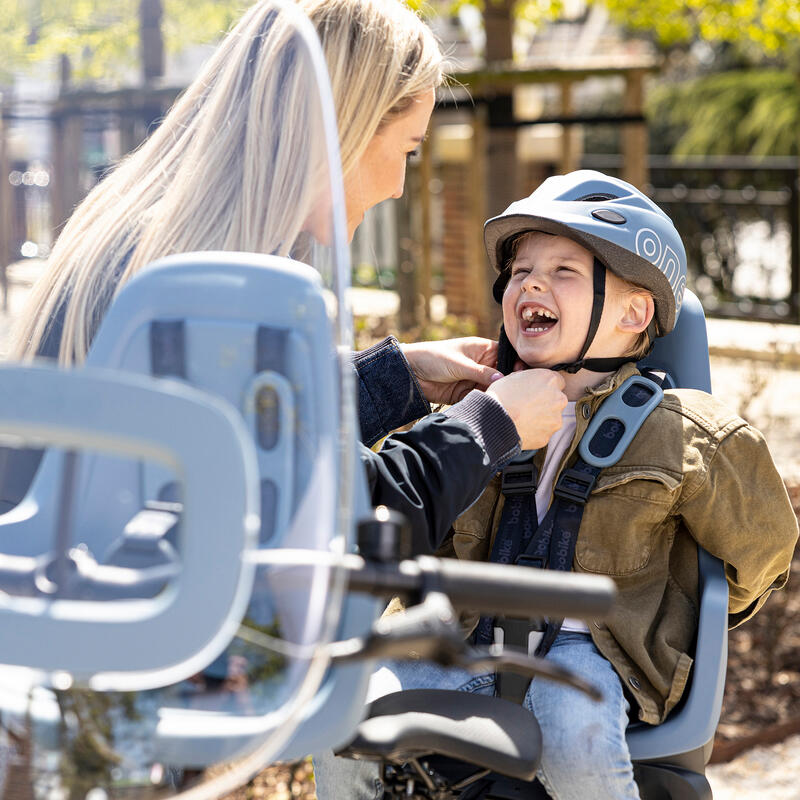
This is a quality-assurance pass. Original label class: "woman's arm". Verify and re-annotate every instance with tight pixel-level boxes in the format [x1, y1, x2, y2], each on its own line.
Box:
[360, 370, 568, 553]
[353, 337, 430, 447]
[360, 390, 518, 553]
[353, 336, 502, 447]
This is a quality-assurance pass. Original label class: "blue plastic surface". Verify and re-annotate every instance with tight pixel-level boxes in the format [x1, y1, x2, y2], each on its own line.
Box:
[579, 375, 663, 469]
[84, 253, 374, 764]
[641, 289, 712, 394]
[0, 253, 375, 769]
[0, 365, 259, 687]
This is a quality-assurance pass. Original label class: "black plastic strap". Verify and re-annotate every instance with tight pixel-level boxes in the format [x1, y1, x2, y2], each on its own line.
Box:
[256, 326, 289, 375]
[500, 451, 538, 495]
[473, 454, 538, 646]
[496, 617, 545, 704]
[553, 354, 640, 375]
[150, 320, 186, 378]
[549, 258, 606, 374]
[496, 324, 518, 376]
[553, 464, 598, 505]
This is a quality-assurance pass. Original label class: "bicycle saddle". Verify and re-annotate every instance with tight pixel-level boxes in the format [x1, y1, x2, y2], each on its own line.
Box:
[340, 689, 542, 781]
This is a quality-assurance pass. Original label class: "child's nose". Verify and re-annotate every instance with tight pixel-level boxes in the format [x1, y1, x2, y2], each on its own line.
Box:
[522, 270, 546, 292]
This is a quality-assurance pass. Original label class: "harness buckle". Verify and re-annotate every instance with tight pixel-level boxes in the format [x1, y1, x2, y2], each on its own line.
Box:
[500, 451, 537, 496]
[515, 554, 545, 570]
[553, 467, 597, 505]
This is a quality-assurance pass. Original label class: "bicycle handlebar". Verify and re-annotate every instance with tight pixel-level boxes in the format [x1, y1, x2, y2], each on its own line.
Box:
[345, 553, 616, 622]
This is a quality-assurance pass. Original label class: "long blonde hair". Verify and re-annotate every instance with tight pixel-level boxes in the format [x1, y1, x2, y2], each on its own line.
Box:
[14, 0, 442, 364]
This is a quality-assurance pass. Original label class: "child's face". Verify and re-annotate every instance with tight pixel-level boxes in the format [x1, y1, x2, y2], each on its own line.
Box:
[502, 232, 636, 370]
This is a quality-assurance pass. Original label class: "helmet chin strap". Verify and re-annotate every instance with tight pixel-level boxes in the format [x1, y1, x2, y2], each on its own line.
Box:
[496, 258, 642, 376]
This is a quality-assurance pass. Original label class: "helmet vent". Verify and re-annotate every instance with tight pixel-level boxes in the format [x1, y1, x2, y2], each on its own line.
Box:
[592, 208, 627, 225]
[577, 192, 619, 202]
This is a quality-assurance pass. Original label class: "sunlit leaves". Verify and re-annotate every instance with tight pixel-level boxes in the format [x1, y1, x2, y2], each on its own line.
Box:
[0, 0, 245, 83]
[600, 0, 800, 54]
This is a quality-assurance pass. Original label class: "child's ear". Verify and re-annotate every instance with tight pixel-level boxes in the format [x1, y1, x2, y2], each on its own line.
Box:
[617, 291, 654, 334]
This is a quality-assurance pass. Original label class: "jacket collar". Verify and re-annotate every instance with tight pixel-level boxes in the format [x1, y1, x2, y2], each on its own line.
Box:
[528, 363, 643, 479]
[582, 362, 641, 403]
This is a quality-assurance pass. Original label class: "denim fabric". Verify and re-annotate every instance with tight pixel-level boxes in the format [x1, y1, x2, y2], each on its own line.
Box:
[313, 632, 639, 800]
[353, 336, 430, 447]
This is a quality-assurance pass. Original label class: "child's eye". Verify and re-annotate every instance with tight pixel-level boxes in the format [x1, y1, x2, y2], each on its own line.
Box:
[405, 149, 419, 161]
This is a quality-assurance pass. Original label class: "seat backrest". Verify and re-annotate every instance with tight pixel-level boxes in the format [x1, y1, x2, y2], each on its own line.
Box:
[641, 289, 712, 394]
[0, 253, 377, 767]
[629, 288, 728, 761]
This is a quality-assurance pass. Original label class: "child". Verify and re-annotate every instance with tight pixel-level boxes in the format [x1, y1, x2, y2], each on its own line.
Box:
[314, 171, 798, 800]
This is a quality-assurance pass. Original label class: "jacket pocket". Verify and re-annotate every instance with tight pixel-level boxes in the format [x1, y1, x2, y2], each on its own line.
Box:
[576, 467, 680, 576]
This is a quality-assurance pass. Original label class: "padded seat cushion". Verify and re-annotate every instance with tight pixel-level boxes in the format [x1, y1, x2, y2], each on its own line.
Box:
[341, 689, 541, 781]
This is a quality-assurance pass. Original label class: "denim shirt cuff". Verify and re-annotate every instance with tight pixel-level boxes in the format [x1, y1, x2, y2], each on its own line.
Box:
[443, 389, 520, 471]
[353, 336, 430, 447]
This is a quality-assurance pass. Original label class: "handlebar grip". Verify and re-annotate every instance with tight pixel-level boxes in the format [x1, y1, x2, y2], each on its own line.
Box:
[416, 556, 616, 620]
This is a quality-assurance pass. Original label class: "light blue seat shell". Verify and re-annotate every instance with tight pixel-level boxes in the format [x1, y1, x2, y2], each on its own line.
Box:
[0, 252, 378, 766]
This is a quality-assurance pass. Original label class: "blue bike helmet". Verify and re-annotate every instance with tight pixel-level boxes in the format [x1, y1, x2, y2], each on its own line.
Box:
[486, 170, 687, 374]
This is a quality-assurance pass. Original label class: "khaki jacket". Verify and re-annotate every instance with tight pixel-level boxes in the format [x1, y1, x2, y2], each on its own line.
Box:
[439, 363, 798, 725]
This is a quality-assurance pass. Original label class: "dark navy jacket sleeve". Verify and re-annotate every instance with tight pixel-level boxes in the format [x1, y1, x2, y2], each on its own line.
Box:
[361, 389, 519, 554]
[353, 336, 430, 447]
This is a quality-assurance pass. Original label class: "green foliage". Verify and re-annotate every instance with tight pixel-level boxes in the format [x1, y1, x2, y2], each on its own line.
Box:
[416, 0, 800, 58]
[600, 0, 800, 55]
[516, 0, 564, 28]
[0, 0, 245, 83]
[648, 69, 800, 156]
[162, 0, 248, 61]
[411, 0, 565, 27]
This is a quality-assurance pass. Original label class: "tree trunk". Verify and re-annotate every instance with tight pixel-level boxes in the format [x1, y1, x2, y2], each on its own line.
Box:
[139, 0, 164, 85]
[480, 0, 517, 335]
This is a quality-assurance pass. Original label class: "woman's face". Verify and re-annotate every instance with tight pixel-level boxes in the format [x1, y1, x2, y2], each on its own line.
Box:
[343, 88, 436, 240]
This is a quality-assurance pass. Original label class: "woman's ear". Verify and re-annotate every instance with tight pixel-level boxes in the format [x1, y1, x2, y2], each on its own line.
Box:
[617, 291, 654, 334]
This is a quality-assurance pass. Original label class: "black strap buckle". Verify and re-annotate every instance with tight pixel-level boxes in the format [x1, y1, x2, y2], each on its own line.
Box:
[553, 467, 597, 505]
[516, 554, 545, 570]
[500, 451, 537, 496]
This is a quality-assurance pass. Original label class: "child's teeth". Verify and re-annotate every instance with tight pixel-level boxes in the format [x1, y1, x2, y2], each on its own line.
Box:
[521, 307, 556, 321]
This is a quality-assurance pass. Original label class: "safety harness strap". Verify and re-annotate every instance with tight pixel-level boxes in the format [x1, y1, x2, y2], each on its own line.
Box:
[472, 450, 538, 646]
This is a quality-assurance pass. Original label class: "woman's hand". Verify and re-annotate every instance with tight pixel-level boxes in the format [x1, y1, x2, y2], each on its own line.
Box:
[400, 337, 501, 405]
[487, 370, 567, 450]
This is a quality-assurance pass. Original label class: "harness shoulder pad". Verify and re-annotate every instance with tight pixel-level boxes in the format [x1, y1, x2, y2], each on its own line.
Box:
[578, 375, 663, 469]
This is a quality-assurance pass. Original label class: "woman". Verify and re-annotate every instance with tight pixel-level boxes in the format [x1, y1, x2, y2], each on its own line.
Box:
[4, 0, 566, 548]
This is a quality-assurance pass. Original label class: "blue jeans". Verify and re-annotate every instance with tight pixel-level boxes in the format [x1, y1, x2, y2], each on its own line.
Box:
[313, 632, 640, 800]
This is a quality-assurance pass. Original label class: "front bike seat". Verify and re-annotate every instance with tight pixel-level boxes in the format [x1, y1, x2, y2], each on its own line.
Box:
[341, 689, 541, 782]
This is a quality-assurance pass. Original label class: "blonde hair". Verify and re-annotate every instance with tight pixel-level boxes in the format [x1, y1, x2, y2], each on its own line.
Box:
[14, 0, 442, 364]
